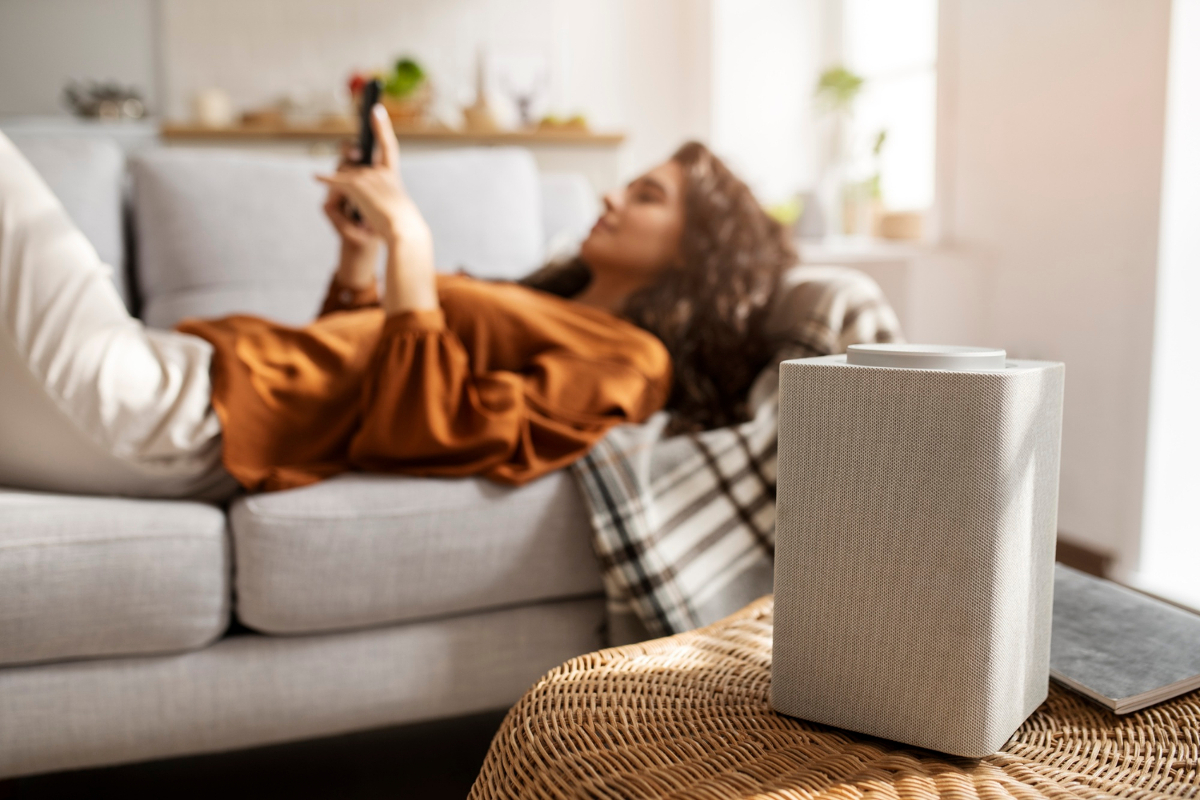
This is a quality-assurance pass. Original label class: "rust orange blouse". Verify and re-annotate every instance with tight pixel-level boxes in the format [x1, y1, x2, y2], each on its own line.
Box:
[176, 274, 672, 493]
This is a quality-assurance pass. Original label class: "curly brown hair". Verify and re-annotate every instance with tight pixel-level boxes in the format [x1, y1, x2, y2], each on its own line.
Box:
[522, 141, 795, 432]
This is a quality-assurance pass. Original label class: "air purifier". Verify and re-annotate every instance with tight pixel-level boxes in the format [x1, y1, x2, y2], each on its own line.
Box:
[771, 344, 1065, 757]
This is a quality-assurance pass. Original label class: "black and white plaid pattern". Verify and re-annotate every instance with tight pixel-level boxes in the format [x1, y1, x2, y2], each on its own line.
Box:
[572, 266, 903, 639]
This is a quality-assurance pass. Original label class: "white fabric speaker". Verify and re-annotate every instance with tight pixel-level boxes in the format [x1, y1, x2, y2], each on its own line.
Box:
[771, 345, 1065, 757]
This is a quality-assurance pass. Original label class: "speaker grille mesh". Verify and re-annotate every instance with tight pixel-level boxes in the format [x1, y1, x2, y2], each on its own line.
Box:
[771, 356, 1064, 757]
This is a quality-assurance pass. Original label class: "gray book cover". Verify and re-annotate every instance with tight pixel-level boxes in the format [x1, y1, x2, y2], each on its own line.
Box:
[1051, 564, 1200, 714]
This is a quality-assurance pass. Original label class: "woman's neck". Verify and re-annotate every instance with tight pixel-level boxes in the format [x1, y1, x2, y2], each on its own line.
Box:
[573, 269, 647, 315]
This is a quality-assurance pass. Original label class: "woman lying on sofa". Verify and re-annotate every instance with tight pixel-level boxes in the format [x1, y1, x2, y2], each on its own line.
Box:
[0, 106, 793, 499]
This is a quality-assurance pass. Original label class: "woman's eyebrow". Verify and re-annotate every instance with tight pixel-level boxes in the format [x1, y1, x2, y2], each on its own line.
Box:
[635, 177, 668, 195]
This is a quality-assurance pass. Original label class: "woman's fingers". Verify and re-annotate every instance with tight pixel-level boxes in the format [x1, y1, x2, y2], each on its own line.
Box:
[323, 194, 350, 226]
[318, 175, 364, 216]
[316, 170, 392, 239]
[315, 173, 355, 194]
[323, 193, 356, 234]
[323, 189, 379, 244]
[370, 104, 400, 170]
[316, 139, 414, 247]
[337, 139, 362, 170]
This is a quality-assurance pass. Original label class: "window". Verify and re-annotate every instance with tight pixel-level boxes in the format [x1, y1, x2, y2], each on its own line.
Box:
[841, 0, 938, 212]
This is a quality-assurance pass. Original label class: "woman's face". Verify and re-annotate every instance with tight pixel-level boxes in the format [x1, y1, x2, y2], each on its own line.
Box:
[580, 160, 686, 280]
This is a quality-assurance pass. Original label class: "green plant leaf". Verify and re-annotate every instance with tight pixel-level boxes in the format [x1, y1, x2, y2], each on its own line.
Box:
[385, 57, 426, 98]
[815, 65, 864, 113]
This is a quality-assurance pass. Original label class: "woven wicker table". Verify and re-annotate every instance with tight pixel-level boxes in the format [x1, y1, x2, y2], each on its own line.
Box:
[469, 596, 1198, 799]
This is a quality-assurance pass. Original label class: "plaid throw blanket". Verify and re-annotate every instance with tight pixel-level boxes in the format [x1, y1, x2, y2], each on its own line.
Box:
[571, 266, 903, 641]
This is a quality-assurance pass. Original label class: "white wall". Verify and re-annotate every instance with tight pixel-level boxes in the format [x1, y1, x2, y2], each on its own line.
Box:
[1138, 0, 1200, 608]
[0, 0, 157, 115]
[0, 0, 827, 202]
[938, 0, 1172, 575]
[0, 0, 712, 181]
[158, 0, 711, 180]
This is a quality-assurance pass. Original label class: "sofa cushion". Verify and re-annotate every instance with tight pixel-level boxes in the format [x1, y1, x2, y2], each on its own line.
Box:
[229, 471, 601, 634]
[401, 147, 544, 278]
[5, 134, 129, 307]
[0, 490, 229, 667]
[130, 147, 546, 329]
[540, 171, 598, 256]
[0, 597, 605, 779]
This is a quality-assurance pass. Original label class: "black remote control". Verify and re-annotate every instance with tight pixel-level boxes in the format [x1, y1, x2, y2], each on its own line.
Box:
[344, 78, 384, 223]
[356, 78, 383, 166]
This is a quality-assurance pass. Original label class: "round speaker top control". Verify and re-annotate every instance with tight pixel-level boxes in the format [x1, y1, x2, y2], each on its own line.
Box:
[846, 344, 1007, 371]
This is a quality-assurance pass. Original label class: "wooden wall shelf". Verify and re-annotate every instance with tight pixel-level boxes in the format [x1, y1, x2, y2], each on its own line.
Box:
[161, 122, 625, 147]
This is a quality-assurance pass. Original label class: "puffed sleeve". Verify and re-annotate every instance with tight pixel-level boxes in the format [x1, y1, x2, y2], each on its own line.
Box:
[346, 309, 670, 484]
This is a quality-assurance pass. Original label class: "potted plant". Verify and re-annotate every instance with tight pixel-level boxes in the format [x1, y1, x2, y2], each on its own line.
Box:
[349, 57, 431, 128]
[814, 65, 867, 237]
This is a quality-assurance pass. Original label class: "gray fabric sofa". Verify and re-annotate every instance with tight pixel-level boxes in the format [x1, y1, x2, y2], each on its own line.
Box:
[0, 134, 608, 779]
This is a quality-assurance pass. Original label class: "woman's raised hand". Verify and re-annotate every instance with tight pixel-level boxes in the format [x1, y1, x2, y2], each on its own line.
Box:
[321, 140, 381, 290]
[321, 140, 380, 249]
[317, 106, 428, 247]
[315, 105, 437, 314]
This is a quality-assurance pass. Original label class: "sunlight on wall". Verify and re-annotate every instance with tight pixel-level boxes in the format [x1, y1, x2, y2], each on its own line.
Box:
[1137, 0, 1200, 610]
[938, 0, 1170, 574]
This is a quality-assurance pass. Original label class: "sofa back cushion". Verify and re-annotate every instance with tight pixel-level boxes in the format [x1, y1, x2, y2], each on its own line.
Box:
[7, 134, 129, 307]
[130, 147, 547, 329]
[539, 171, 599, 258]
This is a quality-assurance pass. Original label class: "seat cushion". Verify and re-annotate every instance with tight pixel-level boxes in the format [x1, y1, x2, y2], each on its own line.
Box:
[130, 147, 546, 329]
[229, 472, 601, 634]
[0, 596, 605, 779]
[4, 134, 128, 307]
[0, 490, 229, 667]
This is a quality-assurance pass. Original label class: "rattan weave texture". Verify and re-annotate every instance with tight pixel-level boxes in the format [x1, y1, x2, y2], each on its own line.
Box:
[469, 596, 1199, 799]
